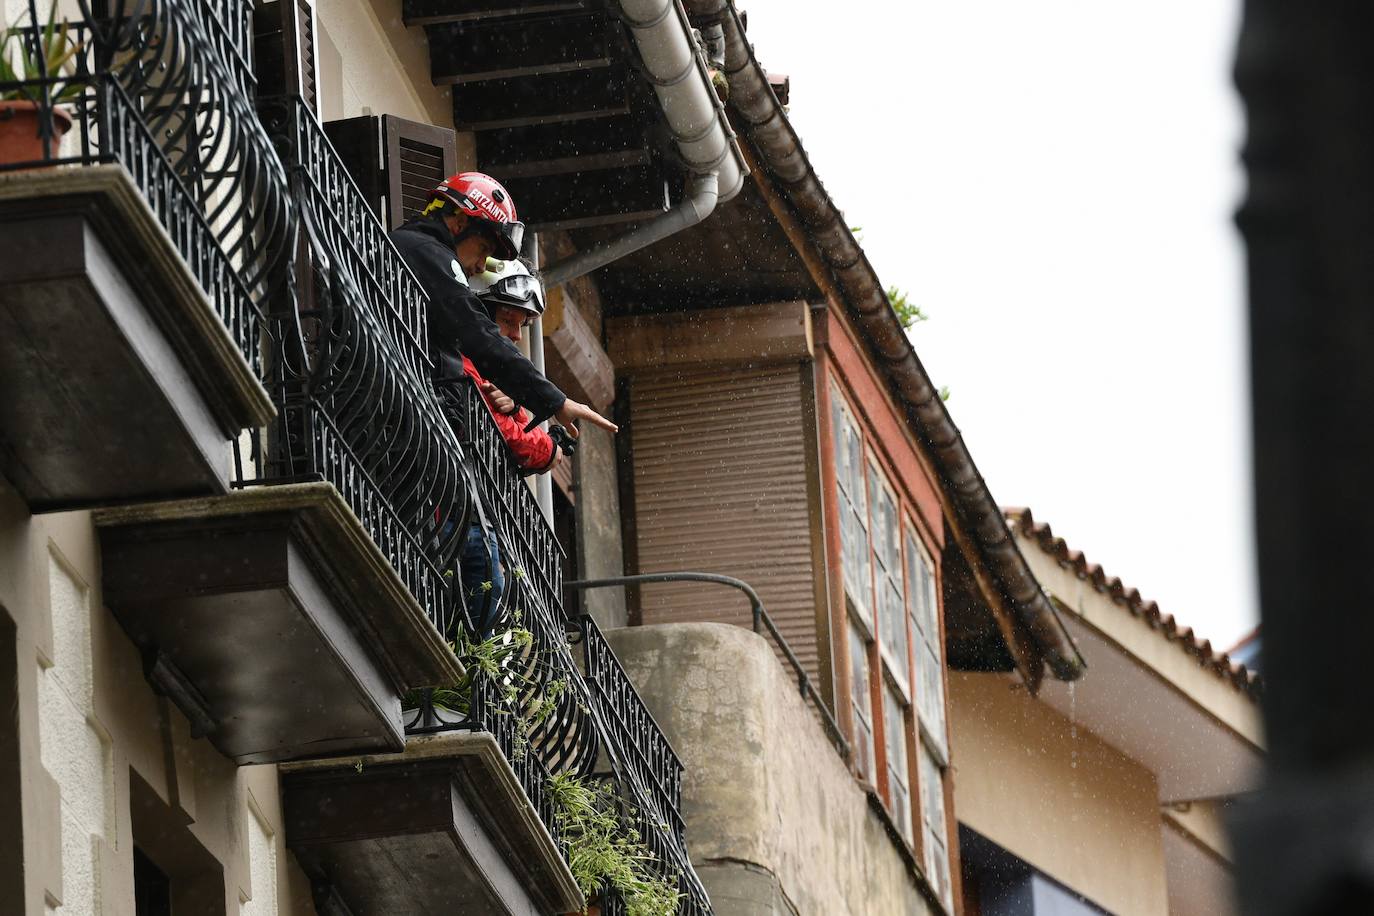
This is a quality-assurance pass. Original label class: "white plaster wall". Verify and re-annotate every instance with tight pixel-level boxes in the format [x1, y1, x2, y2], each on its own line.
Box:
[950, 672, 1170, 916]
[240, 796, 278, 916]
[314, 0, 452, 125]
[0, 479, 317, 916]
[38, 551, 112, 916]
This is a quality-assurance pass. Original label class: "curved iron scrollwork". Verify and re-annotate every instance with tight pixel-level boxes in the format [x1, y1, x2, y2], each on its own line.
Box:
[578, 617, 713, 916]
[239, 139, 468, 635]
[1, 0, 289, 376]
[78, 0, 294, 307]
[440, 376, 565, 620]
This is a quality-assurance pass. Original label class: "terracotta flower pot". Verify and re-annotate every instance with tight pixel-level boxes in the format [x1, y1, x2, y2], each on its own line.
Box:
[0, 100, 74, 166]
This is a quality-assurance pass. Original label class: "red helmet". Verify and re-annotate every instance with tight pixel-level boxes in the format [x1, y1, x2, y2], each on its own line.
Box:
[431, 172, 525, 260]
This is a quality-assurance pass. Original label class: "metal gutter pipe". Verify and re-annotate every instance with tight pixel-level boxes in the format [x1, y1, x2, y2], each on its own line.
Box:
[541, 0, 746, 286]
[543, 171, 719, 286]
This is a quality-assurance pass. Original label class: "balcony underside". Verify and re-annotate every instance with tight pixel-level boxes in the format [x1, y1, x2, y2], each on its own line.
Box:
[0, 166, 275, 513]
[94, 483, 461, 765]
[283, 731, 582, 916]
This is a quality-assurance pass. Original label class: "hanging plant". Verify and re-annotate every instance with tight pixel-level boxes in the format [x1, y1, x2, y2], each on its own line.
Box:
[405, 623, 536, 717]
[548, 773, 681, 916]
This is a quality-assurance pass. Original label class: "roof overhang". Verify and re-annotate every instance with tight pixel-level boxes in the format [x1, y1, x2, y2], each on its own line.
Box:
[1011, 516, 1264, 801]
[1035, 611, 1263, 801]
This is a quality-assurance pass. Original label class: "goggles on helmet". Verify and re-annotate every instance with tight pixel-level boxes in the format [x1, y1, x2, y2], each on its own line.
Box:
[481, 272, 544, 316]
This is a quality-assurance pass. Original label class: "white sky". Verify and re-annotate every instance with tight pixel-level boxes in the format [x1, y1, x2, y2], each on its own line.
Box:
[743, 1, 1257, 646]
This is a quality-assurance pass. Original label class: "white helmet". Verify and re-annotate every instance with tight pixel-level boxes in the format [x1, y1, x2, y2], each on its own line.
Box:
[469, 258, 545, 317]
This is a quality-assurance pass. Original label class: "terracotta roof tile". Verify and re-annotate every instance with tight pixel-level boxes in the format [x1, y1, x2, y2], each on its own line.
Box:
[1004, 507, 1261, 698]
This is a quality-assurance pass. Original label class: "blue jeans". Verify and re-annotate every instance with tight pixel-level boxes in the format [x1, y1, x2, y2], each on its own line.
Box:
[459, 523, 504, 637]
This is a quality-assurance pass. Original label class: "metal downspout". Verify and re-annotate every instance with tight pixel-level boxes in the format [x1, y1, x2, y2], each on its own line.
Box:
[542, 171, 720, 286]
[541, 0, 746, 287]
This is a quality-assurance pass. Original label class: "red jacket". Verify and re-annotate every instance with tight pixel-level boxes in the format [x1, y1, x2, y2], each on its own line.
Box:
[462, 356, 557, 473]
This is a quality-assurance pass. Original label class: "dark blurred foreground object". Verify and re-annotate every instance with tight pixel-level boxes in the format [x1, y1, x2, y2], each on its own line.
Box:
[1232, 2, 1374, 913]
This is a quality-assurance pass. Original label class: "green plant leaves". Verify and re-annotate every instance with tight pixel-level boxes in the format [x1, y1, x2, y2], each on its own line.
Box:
[1, 0, 84, 105]
[548, 774, 681, 916]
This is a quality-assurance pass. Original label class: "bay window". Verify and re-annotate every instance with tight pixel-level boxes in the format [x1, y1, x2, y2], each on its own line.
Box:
[828, 380, 952, 908]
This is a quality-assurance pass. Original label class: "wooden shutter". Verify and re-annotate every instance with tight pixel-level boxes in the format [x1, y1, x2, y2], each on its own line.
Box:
[252, 0, 318, 112]
[323, 116, 457, 229]
[628, 363, 823, 684]
[323, 116, 385, 220]
[383, 116, 458, 230]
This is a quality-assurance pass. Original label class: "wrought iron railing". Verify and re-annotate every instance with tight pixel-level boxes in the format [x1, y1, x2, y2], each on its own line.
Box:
[405, 381, 710, 914]
[5, 5, 707, 908]
[0, 0, 293, 371]
[582, 617, 713, 916]
[276, 100, 432, 380]
[243, 93, 469, 640]
[440, 376, 565, 620]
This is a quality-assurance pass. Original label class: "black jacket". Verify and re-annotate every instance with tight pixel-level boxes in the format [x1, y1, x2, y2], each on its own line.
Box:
[390, 215, 566, 424]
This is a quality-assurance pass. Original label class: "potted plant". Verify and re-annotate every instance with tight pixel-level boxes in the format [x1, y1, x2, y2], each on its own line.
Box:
[0, 0, 83, 165]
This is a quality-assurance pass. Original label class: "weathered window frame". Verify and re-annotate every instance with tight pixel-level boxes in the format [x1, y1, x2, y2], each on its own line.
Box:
[826, 376, 953, 907]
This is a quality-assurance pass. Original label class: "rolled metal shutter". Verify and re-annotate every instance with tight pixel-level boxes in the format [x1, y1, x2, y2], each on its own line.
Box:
[630, 362, 821, 683]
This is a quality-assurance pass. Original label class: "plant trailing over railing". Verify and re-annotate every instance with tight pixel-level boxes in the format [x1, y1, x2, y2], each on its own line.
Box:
[548, 773, 681, 916]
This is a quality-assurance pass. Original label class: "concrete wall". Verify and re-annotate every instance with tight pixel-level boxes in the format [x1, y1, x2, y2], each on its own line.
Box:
[949, 672, 1169, 916]
[314, 0, 477, 171]
[316, 0, 451, 126]
[574, 424, 629, 629]
[607, 623, 936, 916]
[0, 478, 316, 916]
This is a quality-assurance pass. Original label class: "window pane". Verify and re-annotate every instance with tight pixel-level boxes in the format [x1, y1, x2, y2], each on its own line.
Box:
[916, 557, 939, 651]
[919, 742, 951, 907]
[840, 497, 871, 621]
[849, 621, 875, 778]
[867, 465, 906, 682]
[880, 578, 907, 680]
[918, 643, 946, 755]
[905, 528, 946, 755]
[883, 685, 913, 842]
[832, 392, 872, 622]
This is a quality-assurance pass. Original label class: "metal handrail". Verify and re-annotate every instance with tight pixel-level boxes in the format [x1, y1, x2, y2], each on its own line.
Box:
[566, 573, 852, 761]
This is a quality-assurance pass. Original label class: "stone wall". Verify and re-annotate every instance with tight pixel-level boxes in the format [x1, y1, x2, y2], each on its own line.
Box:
[0, 480, 316, 916]
[607, 622, 937, 916]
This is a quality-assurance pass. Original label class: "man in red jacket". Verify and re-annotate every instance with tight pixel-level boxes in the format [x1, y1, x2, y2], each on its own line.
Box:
[465, 260, 562, 474]
[457, 259, 563, 634]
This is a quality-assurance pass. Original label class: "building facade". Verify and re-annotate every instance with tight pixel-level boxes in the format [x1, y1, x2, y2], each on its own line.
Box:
[952, 511, 1263, 916]
[0, 1, 1261, 915]
[0, 0, 727, 912]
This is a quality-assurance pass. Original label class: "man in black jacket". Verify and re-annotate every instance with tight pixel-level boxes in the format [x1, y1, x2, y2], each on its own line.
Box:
[390, 170, 615, 437]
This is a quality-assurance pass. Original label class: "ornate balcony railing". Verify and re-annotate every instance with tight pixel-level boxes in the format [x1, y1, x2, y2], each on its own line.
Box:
[6, 2, 707, 907]
[243, 93, 470, 640]
[409, 380, 709, 913]
[582, 617, 713, 916]
[439, 376, 565, 620]
[0, 0, 293, 372]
